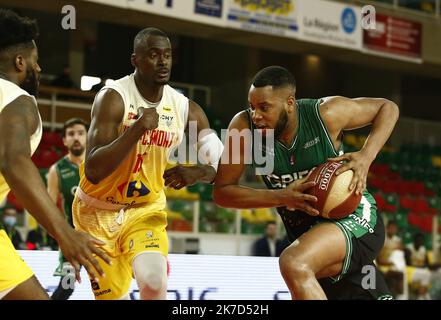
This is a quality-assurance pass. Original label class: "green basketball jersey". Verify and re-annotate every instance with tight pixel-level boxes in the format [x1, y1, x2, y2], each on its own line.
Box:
[247, 98, 378, 241]
[55, 156, 80, 227]
[251, 98, 343, 189]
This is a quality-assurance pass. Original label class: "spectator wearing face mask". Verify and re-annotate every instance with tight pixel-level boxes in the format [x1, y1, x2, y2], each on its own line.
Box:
[0, 205, 26, 250]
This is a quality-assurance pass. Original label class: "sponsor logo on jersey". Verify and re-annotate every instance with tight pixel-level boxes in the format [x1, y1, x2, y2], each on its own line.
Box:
[160, 115, 174, 127]
[303, 137, 320, 149]
[95, 289, 112, 297]
[145, 243, 160, 249]
[128, 112, 138, 120]
[349, 214, 374, 233]
[140, 129, 175, 148]
[91, 279, 100, 290]
[105, 196, 136, 206]
[265, 169, 312, 188]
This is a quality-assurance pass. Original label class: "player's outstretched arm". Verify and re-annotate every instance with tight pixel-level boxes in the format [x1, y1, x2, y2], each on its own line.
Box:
[322, 96, 399, 195]
[85, 89, 158, 184]
[213, 111, 318, 215]
[0, 96, 111, 282]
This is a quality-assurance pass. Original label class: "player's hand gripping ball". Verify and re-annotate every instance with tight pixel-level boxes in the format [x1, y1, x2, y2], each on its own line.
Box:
[306, 161, 362, 219]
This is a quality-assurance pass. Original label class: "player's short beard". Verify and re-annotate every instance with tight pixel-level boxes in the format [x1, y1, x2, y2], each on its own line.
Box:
[274, 109, 288, 139]
[70, 145, 85, 157]
[21, 65, 39, 96]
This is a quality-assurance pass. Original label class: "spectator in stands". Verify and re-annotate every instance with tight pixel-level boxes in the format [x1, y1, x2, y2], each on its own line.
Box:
[377, 221, 407, 299]
[51, 64, 75, 89]
[406, 233, 430, 268]
[378, 221, 405, 264]
[0, 205, 26, 250]
[405, 233, 432, 299]
[253, 221, 288, 257]
[26, 224, 58, 251]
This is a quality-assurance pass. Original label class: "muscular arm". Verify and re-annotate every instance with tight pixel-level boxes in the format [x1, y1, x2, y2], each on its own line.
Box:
[321, 96, 399, 193]
[164, 100, 221, 188]
[321, 96, 399, 161]
[213, 112, 317, 213]
[0, 96, 69, 240]
[0, 97, 111, 280]
[84, 89, 148, 184]
[187, 100, 217, 183]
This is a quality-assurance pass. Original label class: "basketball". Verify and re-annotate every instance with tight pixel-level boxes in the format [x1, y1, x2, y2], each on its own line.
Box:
[306, 161, 362, 219]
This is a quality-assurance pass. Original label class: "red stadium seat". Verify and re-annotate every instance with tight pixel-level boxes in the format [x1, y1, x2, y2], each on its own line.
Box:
[6, 192, 24, 212]
[409, 181, 425, 196]
[373, 192, 386, 211]
[400, 196, 415, 211]
[396, 180, 412, 196]
[368, 176, 383, 191]
[39, 150, 60, 168]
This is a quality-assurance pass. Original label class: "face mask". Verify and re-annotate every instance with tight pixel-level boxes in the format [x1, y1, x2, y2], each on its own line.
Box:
[3, 216, 17, 227]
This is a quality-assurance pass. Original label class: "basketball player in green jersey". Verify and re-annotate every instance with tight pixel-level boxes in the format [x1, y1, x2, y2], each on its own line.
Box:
[214, 66, 399, 300]
[47, 118, 88, 300]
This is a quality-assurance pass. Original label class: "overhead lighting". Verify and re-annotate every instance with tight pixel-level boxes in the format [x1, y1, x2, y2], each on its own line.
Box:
[80, 75, 101, 91]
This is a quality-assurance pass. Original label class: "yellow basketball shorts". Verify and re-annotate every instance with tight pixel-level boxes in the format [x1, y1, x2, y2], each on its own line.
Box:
[0, 230, 34, 294]
[72, 196, 169, 300]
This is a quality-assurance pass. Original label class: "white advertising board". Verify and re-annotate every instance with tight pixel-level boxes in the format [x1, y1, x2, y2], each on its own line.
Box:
[297, 0, 362, 50]
[19, 250, 289, 300]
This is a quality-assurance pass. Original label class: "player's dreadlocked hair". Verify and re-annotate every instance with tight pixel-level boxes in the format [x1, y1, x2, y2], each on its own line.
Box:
[0, 9, 39, 53]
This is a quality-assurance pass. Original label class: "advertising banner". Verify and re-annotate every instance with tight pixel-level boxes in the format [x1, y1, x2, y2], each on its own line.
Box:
[224, 0, 299, 38]
[19, 250, 289, 300]
[126, 0, 226, 27]
[297, 0, 362, 50]
[363, 13, 422, 62]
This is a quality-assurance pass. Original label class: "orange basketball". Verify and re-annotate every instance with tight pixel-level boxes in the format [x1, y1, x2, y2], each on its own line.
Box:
[306, 161, 362, 219]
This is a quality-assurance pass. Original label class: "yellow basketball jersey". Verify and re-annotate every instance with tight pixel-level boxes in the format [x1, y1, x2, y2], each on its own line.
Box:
[79, 74, 188, 207]
[0, 79, 42, 202]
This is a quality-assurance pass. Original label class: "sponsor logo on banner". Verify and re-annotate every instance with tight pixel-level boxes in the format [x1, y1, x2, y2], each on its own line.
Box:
[363, 13, 422, 63]
[195, 0, 223, 18]
[297, 0, 362, 50]
[127, 0, 226, 26]
[225, 0, 299, 37]
[341, 7, 357, 34]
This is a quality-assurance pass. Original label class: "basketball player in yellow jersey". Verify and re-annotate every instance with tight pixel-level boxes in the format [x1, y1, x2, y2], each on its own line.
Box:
[0, 9, 110, 300]
[73, 27, 223, 300]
